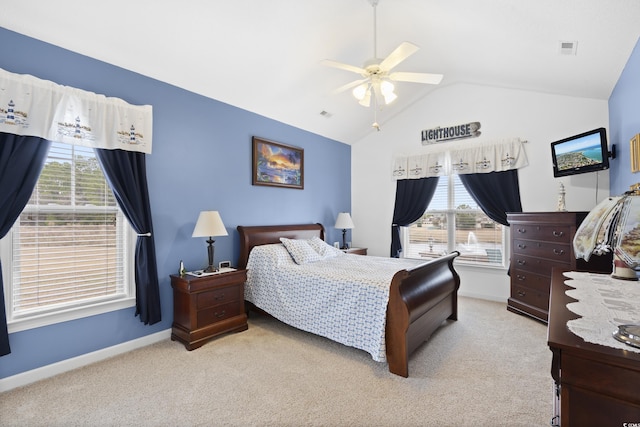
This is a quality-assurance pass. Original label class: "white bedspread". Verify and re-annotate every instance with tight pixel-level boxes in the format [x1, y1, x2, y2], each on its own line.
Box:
[244, 244, 423, 362]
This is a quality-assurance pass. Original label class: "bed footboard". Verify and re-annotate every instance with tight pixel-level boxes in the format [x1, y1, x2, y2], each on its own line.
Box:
[385, 251, 460, 377]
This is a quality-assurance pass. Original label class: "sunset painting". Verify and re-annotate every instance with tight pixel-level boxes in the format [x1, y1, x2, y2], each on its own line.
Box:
[252, 137, 304, 189]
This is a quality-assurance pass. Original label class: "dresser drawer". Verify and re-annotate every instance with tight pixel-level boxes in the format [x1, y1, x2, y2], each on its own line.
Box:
[511, 284, 549, 311]
[197, 300, 243, 327]
[511, 224, 571, 242]
[511, 253, 569, 276]
[512, 239, 572, 263]
[510, 269, 551, 293]
[197, 284, 242, 309]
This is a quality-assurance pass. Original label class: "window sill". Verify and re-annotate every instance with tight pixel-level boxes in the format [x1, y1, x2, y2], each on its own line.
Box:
[7, 297, 136, 334]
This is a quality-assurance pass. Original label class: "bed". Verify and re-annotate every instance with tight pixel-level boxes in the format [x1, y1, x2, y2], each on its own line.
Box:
[237, 223, 461, 377]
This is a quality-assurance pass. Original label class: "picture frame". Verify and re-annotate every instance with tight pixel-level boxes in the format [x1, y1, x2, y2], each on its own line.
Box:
[252, 136, 304, 189]
[631, 133, 640, 173]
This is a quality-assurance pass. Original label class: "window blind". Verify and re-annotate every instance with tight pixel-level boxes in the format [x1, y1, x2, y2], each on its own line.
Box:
[10, 143, 127, 315]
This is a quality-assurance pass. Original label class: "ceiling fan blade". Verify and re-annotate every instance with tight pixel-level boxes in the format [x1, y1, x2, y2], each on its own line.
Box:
[389, 71, 443, 85]
[333, 78, 369, 94]
[379, 41, 420, 71]
[321, 59, 367, 75]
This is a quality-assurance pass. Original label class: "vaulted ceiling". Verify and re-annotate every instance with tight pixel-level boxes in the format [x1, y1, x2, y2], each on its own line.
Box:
[2, 0, 639, 144]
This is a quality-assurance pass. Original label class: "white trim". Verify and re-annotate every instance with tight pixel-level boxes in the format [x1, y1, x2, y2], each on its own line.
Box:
[7, 297, 136, 333]
[458, 290, 505, 303]
[0, 328, 171, 392]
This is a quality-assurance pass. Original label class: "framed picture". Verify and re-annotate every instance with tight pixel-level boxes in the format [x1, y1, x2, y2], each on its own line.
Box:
[252, 136, 304, 189]
[631, 133, 640, 173]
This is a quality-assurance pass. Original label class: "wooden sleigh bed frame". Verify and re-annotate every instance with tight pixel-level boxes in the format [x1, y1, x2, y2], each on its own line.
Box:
[237, 223, 461, 377]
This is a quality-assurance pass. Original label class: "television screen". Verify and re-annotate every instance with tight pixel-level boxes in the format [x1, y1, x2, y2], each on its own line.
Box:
[551, 127, 609, 178]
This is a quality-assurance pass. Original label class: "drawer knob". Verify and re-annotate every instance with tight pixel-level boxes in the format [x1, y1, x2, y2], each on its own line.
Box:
[517, 259, 526, 265]
[553, 249, 565, 255]
[552, 230, 564, 237]
[215, 310, 226, 318]
[516, 274, 526, 281]
[518, 243, 527, 249]
[517, 228, 526, 234]
[517, 290, 526, 297]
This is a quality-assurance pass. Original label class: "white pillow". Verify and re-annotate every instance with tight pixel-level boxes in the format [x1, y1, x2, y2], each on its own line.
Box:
[279, 237, 323, 265]
[307, 236, 344, 258]
[248, 243, 296, 268]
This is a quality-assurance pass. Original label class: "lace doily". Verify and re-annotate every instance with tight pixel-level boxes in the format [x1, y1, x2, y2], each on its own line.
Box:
[562, 271, 640, 353]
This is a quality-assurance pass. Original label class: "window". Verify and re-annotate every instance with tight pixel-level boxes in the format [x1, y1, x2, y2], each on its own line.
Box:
[1, 142, 135, 332]
[401, 174, 506, 266]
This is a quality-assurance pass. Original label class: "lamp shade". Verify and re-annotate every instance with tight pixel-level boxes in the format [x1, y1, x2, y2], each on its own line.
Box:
[192, 211, 228, 238]
[335, 212, 354, 230]
[574, 184, 640, 280]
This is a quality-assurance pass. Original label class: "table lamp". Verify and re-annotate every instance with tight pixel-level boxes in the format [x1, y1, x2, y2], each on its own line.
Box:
[335, 212, 354, 250]
[574, 183, 640, 280]
[192, 211, 228, 273]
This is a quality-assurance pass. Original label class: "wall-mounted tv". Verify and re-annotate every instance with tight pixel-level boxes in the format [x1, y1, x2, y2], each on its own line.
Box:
[551, 127, 611, 178]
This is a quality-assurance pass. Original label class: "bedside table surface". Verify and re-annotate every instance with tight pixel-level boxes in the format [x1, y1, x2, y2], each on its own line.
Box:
[343, 247, 367, 255]
[171, 269, 247, 292]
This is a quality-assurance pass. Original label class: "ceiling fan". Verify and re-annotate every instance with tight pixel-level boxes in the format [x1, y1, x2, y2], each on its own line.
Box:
[322, 0, 443, 110]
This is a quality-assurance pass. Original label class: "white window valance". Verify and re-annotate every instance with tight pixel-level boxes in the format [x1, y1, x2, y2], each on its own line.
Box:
[392, 137, 528, 180]
[0, 68, 152, 154]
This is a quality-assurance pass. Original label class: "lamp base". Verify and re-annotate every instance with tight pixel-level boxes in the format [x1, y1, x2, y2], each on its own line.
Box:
[203, 265, 217, 273]
[612, 257, 638, 281]
[204, 237, 217, 273]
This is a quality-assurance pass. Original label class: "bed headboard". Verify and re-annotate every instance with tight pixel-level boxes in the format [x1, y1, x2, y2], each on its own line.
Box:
[236, 223, 325, 269]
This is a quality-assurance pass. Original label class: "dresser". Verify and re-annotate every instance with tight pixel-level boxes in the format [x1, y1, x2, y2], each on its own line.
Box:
[548, 268, 640, 425]
[170, 269, 248, 350]
[506, 212, 611, 323]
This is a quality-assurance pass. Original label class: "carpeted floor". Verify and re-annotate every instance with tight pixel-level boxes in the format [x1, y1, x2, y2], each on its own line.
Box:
[0, 297, 553, 426]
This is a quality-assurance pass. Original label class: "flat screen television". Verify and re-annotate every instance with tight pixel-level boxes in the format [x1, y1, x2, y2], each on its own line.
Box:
[551, 127, 610, 178]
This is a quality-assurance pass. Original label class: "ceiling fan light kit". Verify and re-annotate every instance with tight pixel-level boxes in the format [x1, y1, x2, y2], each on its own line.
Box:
[322, 0, 443, 130]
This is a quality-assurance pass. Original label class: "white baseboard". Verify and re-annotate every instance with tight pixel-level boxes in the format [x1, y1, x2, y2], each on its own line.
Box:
[0, 328, 172, 393]
[458, 290, 506, 303]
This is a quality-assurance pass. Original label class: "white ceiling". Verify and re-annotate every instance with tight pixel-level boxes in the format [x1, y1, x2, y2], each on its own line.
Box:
[1, 0, 639, 145]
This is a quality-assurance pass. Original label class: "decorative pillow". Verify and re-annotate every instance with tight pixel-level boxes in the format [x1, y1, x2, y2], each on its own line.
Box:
[307, 236, 344, 258]
[279, 237, 323, 265]
[249, 243, 296, 268]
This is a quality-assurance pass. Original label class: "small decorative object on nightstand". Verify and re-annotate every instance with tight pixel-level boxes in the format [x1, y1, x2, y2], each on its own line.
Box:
[170, 269, 247, 350]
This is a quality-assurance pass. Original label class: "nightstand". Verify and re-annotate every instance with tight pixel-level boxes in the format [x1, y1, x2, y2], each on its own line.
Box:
[170, 269, 248, 350]
[343, 247, 367, 255]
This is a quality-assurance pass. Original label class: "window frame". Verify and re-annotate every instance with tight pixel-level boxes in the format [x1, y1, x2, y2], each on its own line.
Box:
[400, 174, 508, 269]
[1, 144, 137, 334]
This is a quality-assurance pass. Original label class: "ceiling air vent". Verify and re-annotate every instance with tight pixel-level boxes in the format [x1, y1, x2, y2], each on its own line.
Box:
[559, 41, 578, 56]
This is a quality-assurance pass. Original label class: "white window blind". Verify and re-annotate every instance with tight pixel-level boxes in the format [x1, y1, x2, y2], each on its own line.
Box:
[402, 175, 505, 266]
[9, 142, 131, 319]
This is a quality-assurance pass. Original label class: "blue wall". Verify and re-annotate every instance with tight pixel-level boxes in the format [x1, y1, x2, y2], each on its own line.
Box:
[0, 27, 351, 379]
[609, 38, 640, 195]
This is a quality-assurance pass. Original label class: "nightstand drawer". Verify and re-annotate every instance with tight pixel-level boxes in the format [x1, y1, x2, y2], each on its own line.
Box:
[197, 300, 243, 327]
[197, 284, 242, 309]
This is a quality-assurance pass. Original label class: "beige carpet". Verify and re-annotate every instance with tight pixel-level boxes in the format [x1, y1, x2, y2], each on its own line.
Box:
[0, 297, 553, 426]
